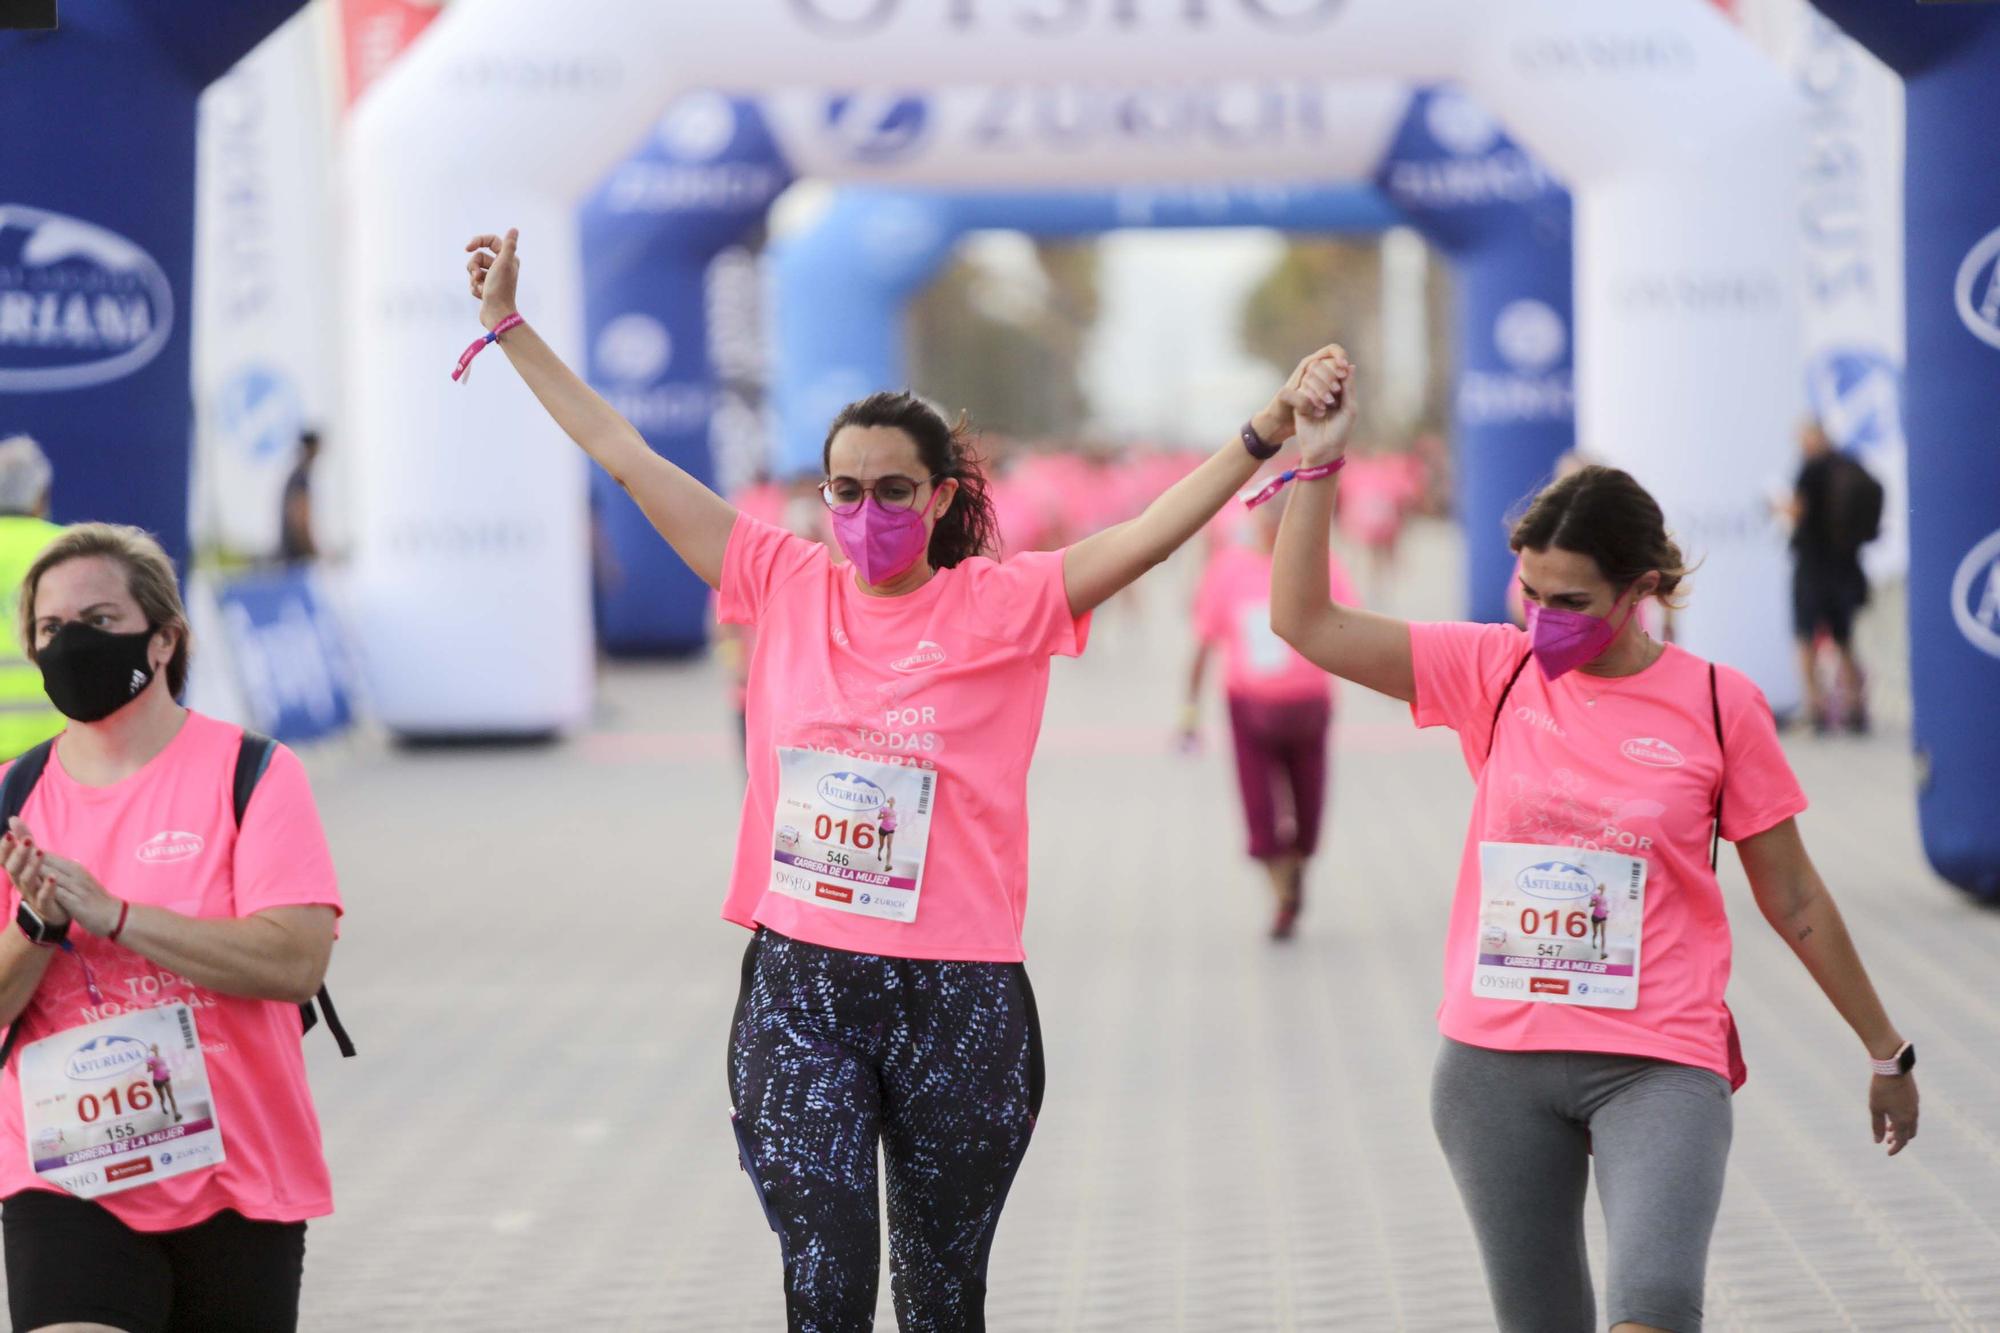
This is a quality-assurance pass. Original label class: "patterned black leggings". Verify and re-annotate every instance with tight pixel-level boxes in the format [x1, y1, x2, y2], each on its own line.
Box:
[728, 928, 1045, 1333]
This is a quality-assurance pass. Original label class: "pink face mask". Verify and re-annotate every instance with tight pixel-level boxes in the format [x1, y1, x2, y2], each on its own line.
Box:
[1523, 587, 1640, 681]
[830, 490, 937, 586]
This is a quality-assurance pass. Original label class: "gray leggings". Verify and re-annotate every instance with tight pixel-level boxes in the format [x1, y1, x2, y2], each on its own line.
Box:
[1431, 1037, 1732, 1333]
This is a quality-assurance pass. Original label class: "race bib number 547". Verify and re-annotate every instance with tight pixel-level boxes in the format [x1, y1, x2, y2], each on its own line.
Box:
[1473, 842, 1647, 1010]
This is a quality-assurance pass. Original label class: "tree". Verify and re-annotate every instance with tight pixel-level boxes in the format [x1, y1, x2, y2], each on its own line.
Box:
[906, 240, 1099, 437]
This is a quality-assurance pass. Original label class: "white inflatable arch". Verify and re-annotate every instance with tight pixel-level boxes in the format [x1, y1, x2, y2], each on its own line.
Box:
[347, 0, 1801, 733]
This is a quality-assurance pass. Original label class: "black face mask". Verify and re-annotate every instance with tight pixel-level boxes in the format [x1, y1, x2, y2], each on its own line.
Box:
[37, 623, 158, 722]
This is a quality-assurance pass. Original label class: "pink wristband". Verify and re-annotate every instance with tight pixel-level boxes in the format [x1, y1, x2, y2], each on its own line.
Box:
[1242, 457, 1345, 510]
[451, 313, 525, 383]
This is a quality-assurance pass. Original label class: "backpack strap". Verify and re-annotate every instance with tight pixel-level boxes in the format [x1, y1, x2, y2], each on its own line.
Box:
[0, 739, 56, 1074]
[1486, 651, 1533, 766]
[1708, 663, 1725, 870]
[233, 732, 356, 1059]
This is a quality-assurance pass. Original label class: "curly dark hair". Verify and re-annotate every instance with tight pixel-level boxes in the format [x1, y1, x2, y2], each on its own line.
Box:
[822, 391, 1000, 568]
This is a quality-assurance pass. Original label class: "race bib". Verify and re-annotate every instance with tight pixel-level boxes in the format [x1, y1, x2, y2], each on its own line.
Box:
[1473, 842, 1646, 1009]
[20, 1002, 225, 1198]
[769, 748, 936, 923]
[1238, 600, 1290, 676]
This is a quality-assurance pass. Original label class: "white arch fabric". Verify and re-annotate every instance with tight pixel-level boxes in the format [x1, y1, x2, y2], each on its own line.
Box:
[347, 0, 1803, 732]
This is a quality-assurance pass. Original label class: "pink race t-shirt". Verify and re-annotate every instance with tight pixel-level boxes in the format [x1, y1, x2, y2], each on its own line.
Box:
[719, 514, 1090, 962]
[0, 711, 342, 1231]
[1194, 545, 1356, 704]
[1410, 622, 1806, 1083]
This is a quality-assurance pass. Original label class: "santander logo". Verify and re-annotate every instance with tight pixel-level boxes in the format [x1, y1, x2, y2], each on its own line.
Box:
[136, 831, 205, 865]
[1621, 737, 1686, 768]
[889, 640, 947, 674]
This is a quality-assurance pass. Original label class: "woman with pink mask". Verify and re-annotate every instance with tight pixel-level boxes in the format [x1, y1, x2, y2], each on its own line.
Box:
[461, 229, 1349, 1330]
[1269, 356, 1919, 1333]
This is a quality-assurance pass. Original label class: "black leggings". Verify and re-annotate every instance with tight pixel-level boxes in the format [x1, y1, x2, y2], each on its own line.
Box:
[728, 928, 1045, 1333]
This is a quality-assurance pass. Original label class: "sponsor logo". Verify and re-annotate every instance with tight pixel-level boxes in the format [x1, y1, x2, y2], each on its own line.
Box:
[1494, 300, 1565, 374]
[657, 93, 737, 162]
[967, 83, 1339, 154]
[821, 93, 930, 162]
[1530, 976, 1572, 996]
[890, 640, 948, 673]
[859, 893, 872, 905]
[599, 160, 787, 216]
[105, 1158, 155, 1183]
[814, 882, 854, 904]
[1514, 32, 1697, 78]
[384, 516, 544, 558]
[1805, 347, 1902, 461]
[214, 366, 303, 463]
[137, 831, 206, 865]
[789, 0, 1344, 36]
[1459, 297, 1573, 425]
[1612, 270, 1783, 316]
[1576, 982, 1589, 996]
[816, 771, 886, 812]
[777, 826, 802, 851]
[64, 1035, 149, 1083]
[1424, 90, 1499, 157]
[1513, 706, 1566, 739]
[1480, 925, 1509, 947]
[594, 314, 673, 386]
[1478, 973, 1528, 991]
[1954, 225, 2000, 352]
[0, 205, 175, 391]
[1620, 737, 1685, 768]
[1951, 527, 2000, 659]
[1515, 861, 1594, 902]
[446, 57, 620, 94]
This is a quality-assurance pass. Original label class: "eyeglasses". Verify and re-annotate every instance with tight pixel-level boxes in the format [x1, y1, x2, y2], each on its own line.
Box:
[820, 474, 939, 515]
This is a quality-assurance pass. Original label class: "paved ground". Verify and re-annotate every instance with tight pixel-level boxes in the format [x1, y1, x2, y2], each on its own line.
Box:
[31, 523, 1998, 1331]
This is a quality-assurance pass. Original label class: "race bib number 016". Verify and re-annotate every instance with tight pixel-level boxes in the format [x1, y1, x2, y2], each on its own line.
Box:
[770, 748, 936, 923]
[19, 1002, 225, 1199]
[1473, 842, 1647, 1010]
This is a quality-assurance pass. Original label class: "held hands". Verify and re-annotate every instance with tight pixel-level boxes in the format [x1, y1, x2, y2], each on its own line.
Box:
[3, 819, 63, 929]
[1294, 353, 1358, 468]
[1256, 344, 1353, 446]
[1871, 1073, 1919, 1157]
[465, 229, 522, 332]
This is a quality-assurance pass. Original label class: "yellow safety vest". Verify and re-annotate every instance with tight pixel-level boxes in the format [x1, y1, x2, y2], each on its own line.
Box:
[0, 516, 67, 761]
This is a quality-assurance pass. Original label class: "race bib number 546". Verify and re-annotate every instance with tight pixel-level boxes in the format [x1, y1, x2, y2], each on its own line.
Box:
[769, 749, 936, 923]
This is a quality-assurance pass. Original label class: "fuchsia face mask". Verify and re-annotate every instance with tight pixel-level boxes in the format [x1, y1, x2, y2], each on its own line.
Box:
[831, 489, 937, 586]
[1523, 586, 1642, 681]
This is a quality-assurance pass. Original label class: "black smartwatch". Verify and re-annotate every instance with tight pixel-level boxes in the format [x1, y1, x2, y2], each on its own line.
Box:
[1869, 1041, 1916, 1077]
[1240, 419, 1282, 461]
[16, 900, 68, 947]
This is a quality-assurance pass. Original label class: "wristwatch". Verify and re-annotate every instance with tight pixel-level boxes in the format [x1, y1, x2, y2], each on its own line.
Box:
[1869, 1040, 1916, 1077]
[15, 900, 68, 947]
[1240, 419, 1282, 461]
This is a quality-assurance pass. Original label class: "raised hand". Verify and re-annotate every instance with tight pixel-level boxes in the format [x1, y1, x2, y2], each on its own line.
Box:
[464, 229, 521, 332]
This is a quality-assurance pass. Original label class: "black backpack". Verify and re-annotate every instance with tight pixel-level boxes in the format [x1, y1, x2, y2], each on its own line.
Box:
[0, 731, 355, 1070]
[1824, 452, 1885, 554]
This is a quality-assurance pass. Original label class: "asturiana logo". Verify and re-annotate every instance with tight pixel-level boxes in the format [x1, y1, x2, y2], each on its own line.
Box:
[890, 640, 947, 673]
[0, 205, 175, 392]
[137, 831, 205, 865]
[1620, 737, 1686, 768]
[1515, 860, 1595, 901]
[816, 772, 885, 813]
[64, 1034, 149, 1083]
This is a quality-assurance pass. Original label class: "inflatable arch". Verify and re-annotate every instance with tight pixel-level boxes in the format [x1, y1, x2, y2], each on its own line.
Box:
[766, 84, 1571, 635]
[349, 0, 1805, 733]
[0, 0, 307, 572]
[1809, 0, 2000, 902]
